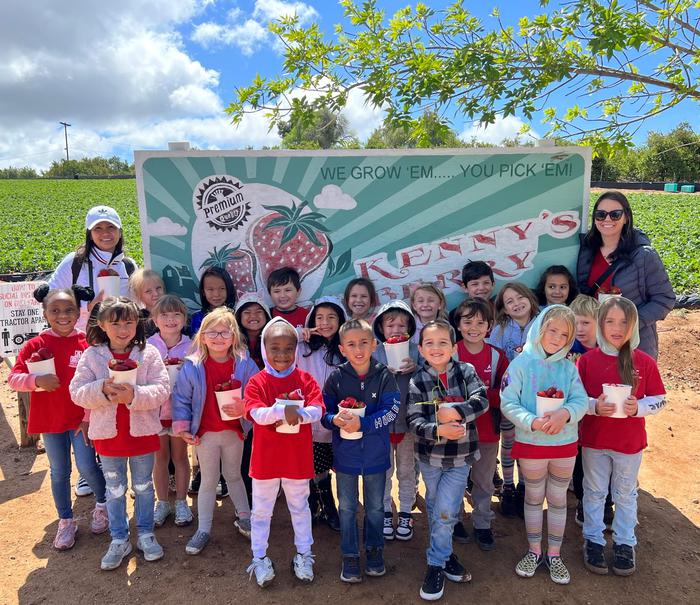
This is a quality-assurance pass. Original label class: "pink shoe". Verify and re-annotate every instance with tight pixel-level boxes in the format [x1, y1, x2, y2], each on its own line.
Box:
[53, 519, 77, 550]
[91, 506, 109, 535]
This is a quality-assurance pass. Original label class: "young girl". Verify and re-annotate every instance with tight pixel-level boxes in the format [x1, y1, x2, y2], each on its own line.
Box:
[409, 284, 447, 345]
[171, 307, 258, 555]
[454, 298, 509, 550]
[577, 297, 666, 577]
[69, 297, 169, 571]
[534, 265, 578, 307]
[500, 305, 588, 585]
[487, 282, 540, 516]
[235, 294, 272, 371]
[147, 295, 193, 528]
[8, 285, 107, 550]
[190, 267, 237, 335]
[343, 277, 378, 322]
[130, 268, 165, 338]
[297, 296, 347, 532]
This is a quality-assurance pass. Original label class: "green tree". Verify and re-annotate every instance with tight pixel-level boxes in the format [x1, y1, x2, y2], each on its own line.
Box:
[277, 103, 353, 149]
[228, 0, 700, 156]
[0, 166, 38, 178]
[43, 155, 134, 177]
[366, 111, 464, 148]
[638, 122, 700, 181]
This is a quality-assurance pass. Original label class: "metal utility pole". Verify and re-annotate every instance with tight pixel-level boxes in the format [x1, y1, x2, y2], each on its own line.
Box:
[59, 121, 71, 161]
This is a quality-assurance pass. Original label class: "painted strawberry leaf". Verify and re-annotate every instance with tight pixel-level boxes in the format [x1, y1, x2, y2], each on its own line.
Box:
[200, 244, 245, 269]
[262, 200, 329, 246]
[327, 249, 351, 277]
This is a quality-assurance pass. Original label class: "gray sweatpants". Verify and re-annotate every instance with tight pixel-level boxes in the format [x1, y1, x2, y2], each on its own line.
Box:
[384, 433, 417, 514]
[470, 442, 499, 529]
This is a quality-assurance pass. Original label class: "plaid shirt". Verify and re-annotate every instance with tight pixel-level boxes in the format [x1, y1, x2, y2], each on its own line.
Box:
[407, 360, 488, 469]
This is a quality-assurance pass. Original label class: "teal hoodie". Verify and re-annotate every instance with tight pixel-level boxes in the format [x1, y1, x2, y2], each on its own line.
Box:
[500, 305, 588, 447]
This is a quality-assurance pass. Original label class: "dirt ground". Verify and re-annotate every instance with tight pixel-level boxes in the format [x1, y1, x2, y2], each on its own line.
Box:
[1, 312, 699, 605]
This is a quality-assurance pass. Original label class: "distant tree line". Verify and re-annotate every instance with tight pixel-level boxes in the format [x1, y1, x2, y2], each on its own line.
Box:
[0, 155, 134, 179]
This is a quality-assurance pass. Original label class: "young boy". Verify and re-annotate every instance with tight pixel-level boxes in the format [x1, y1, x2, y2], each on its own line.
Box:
[372, 300, 419, 541]
[267, 267, 309, 328]
[407, 319, 488, 601]
[454, 299, 509, 551]
[244, 317, 324, 587]
[321, 319, 400, 583]
[461, 261, 496, 303]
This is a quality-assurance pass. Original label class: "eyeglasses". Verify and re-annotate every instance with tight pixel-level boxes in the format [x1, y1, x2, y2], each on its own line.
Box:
[593, 209, 625, 222]
[203, 330, 233, 340]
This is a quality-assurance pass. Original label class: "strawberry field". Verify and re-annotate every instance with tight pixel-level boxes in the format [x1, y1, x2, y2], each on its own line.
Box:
[0, 179, 698, 293]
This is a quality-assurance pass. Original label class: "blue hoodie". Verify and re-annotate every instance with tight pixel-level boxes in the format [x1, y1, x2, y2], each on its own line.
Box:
[499, 305, 588, 447]
[486, 316, 537, 362]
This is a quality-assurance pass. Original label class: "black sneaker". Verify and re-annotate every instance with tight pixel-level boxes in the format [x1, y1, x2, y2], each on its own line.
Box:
[443, 553, 471, 583]
[493, 468, 504, 495]
[474, 528, 495, 551]
[420, 565, 444, 601]
[575, 500, 584, 527]
[365, 547, 386, 577]
[396, 512, 414, 541]
[603, 504, 614, 531]
[452, 521, 471, 544]
[340, 556, 362, 583]
[216, 476, 228, 500]
[612, 543, 636, 576]
[516, 483, 525, 518]
[188, 469, 201, 495]
[500, 484, 517, 517]
[583, 539, 608, 575]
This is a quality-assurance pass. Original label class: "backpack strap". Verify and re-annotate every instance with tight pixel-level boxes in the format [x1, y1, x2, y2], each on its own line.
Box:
[71, 255, 94, 290]
[123, 257, 136, 276]
[489, 345, 499, 390]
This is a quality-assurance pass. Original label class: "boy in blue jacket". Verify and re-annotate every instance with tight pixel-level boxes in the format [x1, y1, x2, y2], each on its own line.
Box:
[321, 319, 400, 583]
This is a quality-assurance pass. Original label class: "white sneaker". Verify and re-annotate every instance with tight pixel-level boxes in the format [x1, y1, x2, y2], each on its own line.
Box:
[174, 499, 193, 526]
[100, 540, 132, 571]
[153, 501, 172, 527]
[292, 551, 315, 583]
[136, 533, 164, 562]
[74, 475, 93, 497]
[246, 556, 275, 587]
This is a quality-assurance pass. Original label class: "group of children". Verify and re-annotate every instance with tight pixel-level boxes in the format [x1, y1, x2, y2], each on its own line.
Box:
[9, 240, 667, 600]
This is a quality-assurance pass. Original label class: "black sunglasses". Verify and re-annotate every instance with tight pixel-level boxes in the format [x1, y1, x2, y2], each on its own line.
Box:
[593, 209, 625, 221]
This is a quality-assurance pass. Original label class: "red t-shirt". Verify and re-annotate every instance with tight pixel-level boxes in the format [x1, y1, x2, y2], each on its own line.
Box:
[456, 341, 508, 443]
[197, 357, 244, 439]
[512, 441, 578, 460]
[587, 249, 614, 294]
[577, 348, 665, 454]
[244, 368, 323, 480]
[11, 331, 88, 434]
[93, 351, 160, 457]
[271, 306, 309, 328]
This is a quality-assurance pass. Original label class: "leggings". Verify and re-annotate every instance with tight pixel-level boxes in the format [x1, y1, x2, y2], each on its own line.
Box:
[499, 418, 515, 485]
[519, 456, 576, 556]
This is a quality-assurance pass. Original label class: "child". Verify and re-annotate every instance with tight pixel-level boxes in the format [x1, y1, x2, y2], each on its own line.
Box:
[297, 296, 347, 531]
[407, 319, 488, 601]
[372, 300, 419, 541]
[235, 294, 272, 371]
[322, 319, 400, 582]
[410, 283, 447, 345]
[534, 265, 578, 307]
[454, 298, 508, 550]
[69, 297, 169, 570]
[171, 307, 258, 555]
[267, 267, 309, 328]
[8, 285, 107, 550]
[500, 305, 588, 585]
[190, 267, 237, 335]
[449, 261, 497, 338]
[343, 277, 378, 321]
[130, 268, 165, 338]
[578, 297, 666, 577]
[244, 317, 325, 586]
[147, 295, 193, 528]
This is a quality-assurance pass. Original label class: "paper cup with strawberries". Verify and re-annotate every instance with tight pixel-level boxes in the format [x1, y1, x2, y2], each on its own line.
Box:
[96, 268, 121, 298]
[108, 358, 138, 385]
[275, 389, 304, 434]
[214, 379, 243, 420]
[338, 397, 366, 440]
[603, 383, 632, 418]
[164, 358, 183, 390]
[384, 334, 410, 371]
[536, 386, 565, 416]
[26, 347, 56, 392]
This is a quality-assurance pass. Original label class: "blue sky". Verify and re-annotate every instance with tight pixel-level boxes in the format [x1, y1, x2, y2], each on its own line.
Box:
[0, 0, 694, 170]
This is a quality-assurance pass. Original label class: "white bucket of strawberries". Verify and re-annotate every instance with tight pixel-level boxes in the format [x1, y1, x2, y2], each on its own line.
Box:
[275, 389, 304, 434]
[536, 386, 565, 416]
[26, 347, 56, 391]
[214, 379, 243, 420]
[338, 396, 366, 440]
[96, 268, 121, 298]
[164, 357, 183, 390]
[108, 358, 138, 386]
[602, 383, 632, 418]
[383, 333, 410, 371]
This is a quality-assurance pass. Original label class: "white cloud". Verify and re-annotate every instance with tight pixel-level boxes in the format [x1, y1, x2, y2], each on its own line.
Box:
[313, 185, 357, 210]
[253, 0, 318, 23]
[169, 84, 223, 115]
[460, 115, 541, 145]
[341, 88, 386, 142]
[148, 216, 188, 236]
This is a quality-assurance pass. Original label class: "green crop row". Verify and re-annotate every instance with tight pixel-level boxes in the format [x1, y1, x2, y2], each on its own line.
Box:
[0, 180, 697, 293]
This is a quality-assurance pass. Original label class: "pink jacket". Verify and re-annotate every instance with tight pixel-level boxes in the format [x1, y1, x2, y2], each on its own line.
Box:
[69, 343, 169, 441]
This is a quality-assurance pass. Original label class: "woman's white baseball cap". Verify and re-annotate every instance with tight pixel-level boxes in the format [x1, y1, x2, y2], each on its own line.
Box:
[85, 205, 122, 230]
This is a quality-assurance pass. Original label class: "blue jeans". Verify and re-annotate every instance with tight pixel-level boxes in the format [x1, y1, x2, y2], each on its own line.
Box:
[336, 471, 385, 556]
[582, 447, 643, 547]
[42, 430, 106, 519]
[420, 461, 470, 567]
[101, 454, 155, 541]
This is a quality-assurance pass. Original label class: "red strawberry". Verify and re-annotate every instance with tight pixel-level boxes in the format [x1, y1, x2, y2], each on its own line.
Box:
[214, 384, 222, 392]
[555, 390, 564, 399]
[546, 386, 557, 398]
[386, 334, 409, 344]
[287, 389, 303, 401]
[123, 359, 138, 370]
[249, 201, 331, 283]
[444, 395, 463, 403]
[537, 391, 547, 397]
[340, 396, 365, 409]
[165, 358, 182, 366]
[279, 392, 288, 400]
[98, 268, 119, 277]
[36, 347, 53, 361]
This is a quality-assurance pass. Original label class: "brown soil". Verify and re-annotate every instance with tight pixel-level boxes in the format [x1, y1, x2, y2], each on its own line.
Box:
[1, 312, 699, 605]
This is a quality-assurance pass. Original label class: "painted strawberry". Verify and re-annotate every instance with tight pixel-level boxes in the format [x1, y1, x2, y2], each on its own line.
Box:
[248, 201, 331, 283]
[200, 244, 257, 298]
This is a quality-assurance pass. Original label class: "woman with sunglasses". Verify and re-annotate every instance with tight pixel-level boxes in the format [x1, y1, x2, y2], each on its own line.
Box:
[576, 191, 675, 359]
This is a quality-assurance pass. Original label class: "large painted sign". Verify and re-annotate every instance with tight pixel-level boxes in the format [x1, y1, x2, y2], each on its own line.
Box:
[0, 281, 47, 357]
[135, 148, 591, 310]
